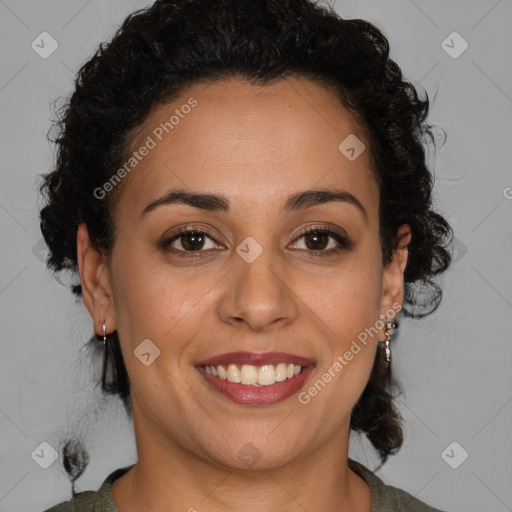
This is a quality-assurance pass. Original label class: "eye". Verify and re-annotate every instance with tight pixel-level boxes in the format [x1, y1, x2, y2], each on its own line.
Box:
[289, 227, 351, 257]
[160, 227, 223, 256]
[160, 225, 352, 259]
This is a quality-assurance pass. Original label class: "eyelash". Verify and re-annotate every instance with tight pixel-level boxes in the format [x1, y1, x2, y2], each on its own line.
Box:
[159, 225, 351, 259]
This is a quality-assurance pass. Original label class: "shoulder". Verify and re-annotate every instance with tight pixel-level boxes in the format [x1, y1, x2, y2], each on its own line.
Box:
[348, 458, 451, 512]
[41, 465, 134, 512]
[42, 489, 100, 512]
[377, 483, 449, 512]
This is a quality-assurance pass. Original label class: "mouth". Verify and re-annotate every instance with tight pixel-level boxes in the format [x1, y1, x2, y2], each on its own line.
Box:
[201, 362, 307, 386]
[195, 352, 315, 405]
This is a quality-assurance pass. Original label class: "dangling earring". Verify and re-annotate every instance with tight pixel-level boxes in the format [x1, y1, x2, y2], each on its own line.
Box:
[101, 321, 108, 389]
[380, 318, 398, 362]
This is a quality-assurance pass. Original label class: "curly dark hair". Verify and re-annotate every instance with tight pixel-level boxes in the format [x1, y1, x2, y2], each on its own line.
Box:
[39, 0, 453, 495]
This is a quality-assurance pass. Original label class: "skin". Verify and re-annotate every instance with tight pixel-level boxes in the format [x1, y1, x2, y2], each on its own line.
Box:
[77, 76, 411, 511]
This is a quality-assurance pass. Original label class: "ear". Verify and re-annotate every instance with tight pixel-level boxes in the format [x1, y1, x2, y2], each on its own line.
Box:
[379, 224, 411, 321]
[77, 223, 115, 335]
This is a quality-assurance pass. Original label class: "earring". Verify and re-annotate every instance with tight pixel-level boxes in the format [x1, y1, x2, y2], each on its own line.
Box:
[101, 321, 108, 389]
[380, 318, 398, 362]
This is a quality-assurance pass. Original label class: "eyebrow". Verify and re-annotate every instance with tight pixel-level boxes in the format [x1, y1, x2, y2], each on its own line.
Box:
[141, 187, 368, 223]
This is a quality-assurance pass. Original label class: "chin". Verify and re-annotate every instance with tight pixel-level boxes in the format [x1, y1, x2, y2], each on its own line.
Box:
[202, 438, 303, 472]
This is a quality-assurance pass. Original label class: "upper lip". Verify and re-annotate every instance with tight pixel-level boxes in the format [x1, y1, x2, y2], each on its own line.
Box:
[196, 351, 315, 367]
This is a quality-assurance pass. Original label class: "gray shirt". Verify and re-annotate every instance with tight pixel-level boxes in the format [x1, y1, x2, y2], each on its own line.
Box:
[43, 458, 449, 511]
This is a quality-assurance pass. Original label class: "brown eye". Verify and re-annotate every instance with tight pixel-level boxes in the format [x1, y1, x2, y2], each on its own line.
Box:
[160, 228, 220, 254]
[290, 227, 353, 257]
[178, 231, 206, 251]
[303, 231, 330, 251]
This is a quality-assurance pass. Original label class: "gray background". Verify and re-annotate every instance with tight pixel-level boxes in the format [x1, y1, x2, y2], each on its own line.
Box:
[1, 1, 511, 511]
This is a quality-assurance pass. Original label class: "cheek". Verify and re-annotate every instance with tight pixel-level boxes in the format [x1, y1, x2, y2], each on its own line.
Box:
[301, 255, 381, 389]
[108, 244, 180, 342]
[109, 243, 218, 358]
[306, 254, 382, 328]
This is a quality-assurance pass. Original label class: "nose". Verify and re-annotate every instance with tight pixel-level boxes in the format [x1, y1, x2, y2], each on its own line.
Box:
[216, 244, 299, 332]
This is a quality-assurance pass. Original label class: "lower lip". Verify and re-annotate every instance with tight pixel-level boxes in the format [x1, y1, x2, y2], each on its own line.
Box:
[197, 365, 315, 406]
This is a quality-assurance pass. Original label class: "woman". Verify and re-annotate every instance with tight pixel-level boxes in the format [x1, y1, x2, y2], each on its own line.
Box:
[40, 0, 453, 510]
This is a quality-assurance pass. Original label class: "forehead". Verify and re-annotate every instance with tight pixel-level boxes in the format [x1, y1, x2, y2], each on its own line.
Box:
[116, 76, 378, 220]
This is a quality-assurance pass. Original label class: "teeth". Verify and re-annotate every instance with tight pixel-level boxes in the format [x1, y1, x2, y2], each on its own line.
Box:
[240, 364, 258, 385]
[217, 365, 227, 380]
[258, 365, 275, 385]
[203, 363, 304, 386]
[275, 363, 287, 382]
[227, 363, 241, 383]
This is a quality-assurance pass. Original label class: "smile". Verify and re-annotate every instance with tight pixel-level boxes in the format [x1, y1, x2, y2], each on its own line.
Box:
[196, 352, 315, 405]
[202, 363, 304, 386]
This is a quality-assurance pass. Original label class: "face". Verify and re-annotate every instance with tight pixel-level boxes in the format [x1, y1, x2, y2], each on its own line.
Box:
[78, 76, 410, 471]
